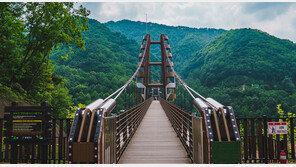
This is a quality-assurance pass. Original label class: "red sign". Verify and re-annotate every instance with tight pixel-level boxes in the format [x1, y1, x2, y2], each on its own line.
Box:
[268, 122, 287, 134]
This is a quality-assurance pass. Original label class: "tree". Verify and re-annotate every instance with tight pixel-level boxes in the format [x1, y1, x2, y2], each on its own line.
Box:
[0, 3, 25, 85]
[1, 2, 91, 118]
[17, 3, 90, 90]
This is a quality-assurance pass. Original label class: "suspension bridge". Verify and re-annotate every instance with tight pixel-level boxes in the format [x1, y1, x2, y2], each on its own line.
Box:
[68, 34, 241, 164]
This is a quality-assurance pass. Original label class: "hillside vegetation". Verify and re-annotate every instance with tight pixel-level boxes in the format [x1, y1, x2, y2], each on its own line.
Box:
[185, 29, 296, 117]
[105, 20, 226, 71]
[50, 19, 139, 106]
[3, 4, 296, 118]
[1, 4, 139, 118]
[0, 2, 89, 117]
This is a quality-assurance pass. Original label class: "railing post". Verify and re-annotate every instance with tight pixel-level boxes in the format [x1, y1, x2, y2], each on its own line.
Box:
[243, 118, 248, 162]
[192, 116, 203, 163]
[58, 119, 63, 164]
[123, 111, 127, 143]
[257, 118, 263, 163]
[0, 119, 3, 162]
[263, 115, 268, 164]
[103, 116, 117, 164]
[115, 116, 120, 162]
[290, 117, 295, 160]
[283, 118, 288, 157]
[52, 119, 56, 163]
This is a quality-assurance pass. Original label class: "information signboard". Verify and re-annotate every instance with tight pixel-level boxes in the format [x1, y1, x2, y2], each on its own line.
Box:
[11, 111, 43, 140]
[4, 101, 52, 163]
[268, 122, 287, 134]
[4, 102, 52, 142]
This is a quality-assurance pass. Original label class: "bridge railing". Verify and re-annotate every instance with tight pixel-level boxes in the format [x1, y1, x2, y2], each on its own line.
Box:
[68, 34, 151, 164]
[159, 97, 203, 163]
[237, 116, 296, 164]
[102, 97, 153, 163]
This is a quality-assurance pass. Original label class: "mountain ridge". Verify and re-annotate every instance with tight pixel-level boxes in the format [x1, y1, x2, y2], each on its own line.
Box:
[105, 19, 227, 71]
[185, 28, 296, 117]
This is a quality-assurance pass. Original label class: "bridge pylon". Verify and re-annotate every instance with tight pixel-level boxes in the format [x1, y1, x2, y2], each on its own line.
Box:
[136, 34, 176, 102]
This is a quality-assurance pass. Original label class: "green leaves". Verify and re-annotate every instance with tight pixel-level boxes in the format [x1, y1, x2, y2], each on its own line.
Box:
[186, 29, 296, 117]
[1, 2, 91, 118]
[49, 19, 139, 111]
[0, 3, 25, 84]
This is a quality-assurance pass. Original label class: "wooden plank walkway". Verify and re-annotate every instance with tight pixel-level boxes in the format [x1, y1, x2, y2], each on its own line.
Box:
[118, 100, 191, 164]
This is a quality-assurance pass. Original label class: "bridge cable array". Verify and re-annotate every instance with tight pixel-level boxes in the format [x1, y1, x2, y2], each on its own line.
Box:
[104, 38, 149, 102]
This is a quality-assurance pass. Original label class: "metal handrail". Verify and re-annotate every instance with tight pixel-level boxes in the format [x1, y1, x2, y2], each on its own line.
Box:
[114, 97, 153, 162]
[159, 97, 194, 161]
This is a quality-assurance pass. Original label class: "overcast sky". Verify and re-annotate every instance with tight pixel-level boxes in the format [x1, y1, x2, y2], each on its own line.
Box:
[79, 2, 296, 42]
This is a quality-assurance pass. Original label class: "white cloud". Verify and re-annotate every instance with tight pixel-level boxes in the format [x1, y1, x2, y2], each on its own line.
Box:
[81, 2, 296, 42]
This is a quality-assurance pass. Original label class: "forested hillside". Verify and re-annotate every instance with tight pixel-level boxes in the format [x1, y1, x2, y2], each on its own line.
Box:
[2, 3, 295, 118]
[50, 19, 139, 106]
[185, 29, 296, 117]
[105, 20, 226, 70]
[0, 2, 89, 118]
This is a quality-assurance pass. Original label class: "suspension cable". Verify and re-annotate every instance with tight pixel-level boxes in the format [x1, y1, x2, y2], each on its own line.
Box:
[161, 35, 218, 109]
[102, 36, 149, 102]
[103, 85, 126, 101]
[167, 56, 216, 109]
[114, 52, 145, 100]
[161, 37, 195, 100]
[186, 86, 206, 101]
[104, 35, 209, 105]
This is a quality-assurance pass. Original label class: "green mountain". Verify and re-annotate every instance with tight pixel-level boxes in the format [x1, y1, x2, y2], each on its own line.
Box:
[185, 29, 296, 117]
[50, 19, 139, 105]
[105, 20, 226, 71]
[4, 10, 295, 118]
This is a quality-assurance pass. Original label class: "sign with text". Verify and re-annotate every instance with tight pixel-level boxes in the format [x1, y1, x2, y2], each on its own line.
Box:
[4, 102, 52, 142]
[12, 111, 43, 136]
[268, 122, 287, 134]
[4, 102, 52, 164]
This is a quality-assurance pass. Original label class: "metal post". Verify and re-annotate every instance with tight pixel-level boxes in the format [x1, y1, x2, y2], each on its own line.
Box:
[263, 115, 268, 164]
[103, 116, 117, 164]
[124, 88, 127, 109]
[192, 116, 203, 163]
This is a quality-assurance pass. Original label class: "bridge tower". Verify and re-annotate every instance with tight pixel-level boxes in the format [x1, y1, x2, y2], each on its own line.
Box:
[136, 34, 176, 102]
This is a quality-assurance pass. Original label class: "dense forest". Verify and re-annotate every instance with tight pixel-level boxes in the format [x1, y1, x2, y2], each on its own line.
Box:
[184, 29, 296, 117]
[2, 3, 296, 118]
[50, 19, 139, 107]
[105, 20, 226, 71]
[0, 2, 90, 117]
[106, 21, 296, 117]
[1, 3, 140, 118]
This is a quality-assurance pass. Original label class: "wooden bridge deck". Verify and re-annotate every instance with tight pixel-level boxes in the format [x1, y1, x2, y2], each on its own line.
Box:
[118, 100, 191, 164]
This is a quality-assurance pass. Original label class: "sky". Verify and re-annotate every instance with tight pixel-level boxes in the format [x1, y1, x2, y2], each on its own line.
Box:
[79, 2, 296, 42]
